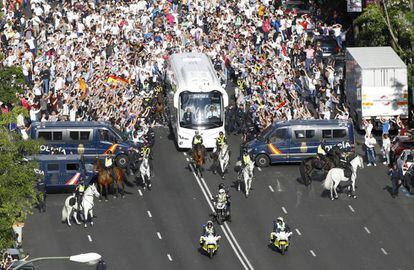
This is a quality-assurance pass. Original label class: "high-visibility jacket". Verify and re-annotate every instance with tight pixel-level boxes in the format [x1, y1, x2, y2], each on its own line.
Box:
[243, 154, 252, 165]
[317, 145, 326, 155]
[105, 157, 113, 167]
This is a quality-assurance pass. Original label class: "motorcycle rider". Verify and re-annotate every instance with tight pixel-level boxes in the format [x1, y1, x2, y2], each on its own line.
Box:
[270, 217, 292, 243]
[200, 220, 220, 247]
[214, 187, 231, 220]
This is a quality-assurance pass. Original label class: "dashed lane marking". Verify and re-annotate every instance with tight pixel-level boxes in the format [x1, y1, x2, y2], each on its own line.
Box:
[276, 179, 282, 192]
[282, 206, 288, 214]
[157, 232, 162, 240]
[381, 248, 388, 255]
[186, 157, 189, 162]
[87, 235, 92, 242]
[364, 226, 371, 234]
[310, 250, 316, 257]
[348, 205, 355, 213]
[295, 229, 302, 236]
[183, 152, 187, 156]
[138, 189, 143, 196]
[268, 185, 274, 192]
[147, 211, 152, 218]
[167, 254, 173, 261]
[257, 167, 262, 172]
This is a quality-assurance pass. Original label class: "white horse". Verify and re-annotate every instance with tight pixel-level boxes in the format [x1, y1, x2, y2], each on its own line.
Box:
[322, 155, 364, 200]
[218, 144, 230, 179]
[140, 156, 152, 190]
[61, 184, 100, 227]
[237, 160, 255, 197]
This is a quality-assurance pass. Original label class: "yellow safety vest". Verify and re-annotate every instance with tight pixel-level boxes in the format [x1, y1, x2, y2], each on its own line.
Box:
[77, 184, 85, 193]
[243, 154, 251, 164]
[142, 147, 151, 157]
[317, 145, 326, 155]
[105, 157, 113, 167]
[217, 136, 225, 146]
[194, 136, 202, 145]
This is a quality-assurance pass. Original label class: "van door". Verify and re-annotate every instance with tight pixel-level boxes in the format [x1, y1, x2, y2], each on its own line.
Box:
[67, 129, 94, 156]
[290, 129, 317, 162]
[44, 162, 60, 187]
[63, 162, 81, 186]
[267, 128, 290, 162]
[96, 128, 119, 155]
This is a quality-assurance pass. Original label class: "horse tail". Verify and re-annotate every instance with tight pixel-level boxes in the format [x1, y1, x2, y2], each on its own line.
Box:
[61, 205, 68, 223]
[322, 169, 334, 190]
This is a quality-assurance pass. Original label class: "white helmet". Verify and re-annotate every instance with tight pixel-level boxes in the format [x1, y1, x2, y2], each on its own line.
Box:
[219, 189, 225, 194]
[277, 217, 284, 223]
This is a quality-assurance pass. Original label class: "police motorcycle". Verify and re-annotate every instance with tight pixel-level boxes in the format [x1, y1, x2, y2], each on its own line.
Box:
[211, 185, 231, 224]
[270, 218, 292, 255]
[199, 221, 221, 258]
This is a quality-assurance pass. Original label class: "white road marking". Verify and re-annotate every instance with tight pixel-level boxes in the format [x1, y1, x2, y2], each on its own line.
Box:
[295, 229, 302, 236]
[381, 248, 388, 255]
[364, 226, 371, 234]
[310, 250, 316, 257]
[348, 205, 355, 213]
[268, 185, 274, 192]
[186, 157, 189, 162]
[183, 152, 187, 156]
[276, 179, 282, 192]
[157, 232, 162, 240]
[87, 235, 92, 242]
[138, 189, 143, 196]
[257, 167, 262, 172]
[282, 206, 288, 214]
[167, 254, 173, 261]
[147, 211, 152, 218]
[189, 163, 253, 270]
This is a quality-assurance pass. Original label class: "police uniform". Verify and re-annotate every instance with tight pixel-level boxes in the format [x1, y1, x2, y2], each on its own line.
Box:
[192, 134, 203, 148]
[216, 135, 226, 149]
[75, 182, 85, 209]
[105, 155, 117, 180]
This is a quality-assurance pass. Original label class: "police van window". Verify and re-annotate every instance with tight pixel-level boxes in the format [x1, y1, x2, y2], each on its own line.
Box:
[322, 130, 332, 138]
[80, 131, 90, 140]
[66, 163, 79, 171]
[70, 131, 79, 140]
[295, 130, 315, 139]
[47, 163, 59, 171]
[333, 129, 347, 138]
[53, 132, 63, 141]
[98, 129, 109, 141]
[38, 131, 52, 140]
[270, 128, 288, 143]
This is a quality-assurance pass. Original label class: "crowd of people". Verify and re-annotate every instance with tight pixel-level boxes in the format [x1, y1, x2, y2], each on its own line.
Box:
[0, 0, 351, 143]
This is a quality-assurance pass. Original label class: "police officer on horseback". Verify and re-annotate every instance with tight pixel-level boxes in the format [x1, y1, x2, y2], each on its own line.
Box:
[238, 149, 253, 178]
[105, 151, 117, 181]
[75, 178, 86, 211]
[192, 131, 203, 149]
[215, 131, 227, 151]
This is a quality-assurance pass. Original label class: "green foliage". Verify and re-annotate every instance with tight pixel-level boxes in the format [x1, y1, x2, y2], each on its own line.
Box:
[354, 5, 389, 47]
[0, 128, 40, 249]
[0, 66, 25, 104]
[0, 106, 29, 125]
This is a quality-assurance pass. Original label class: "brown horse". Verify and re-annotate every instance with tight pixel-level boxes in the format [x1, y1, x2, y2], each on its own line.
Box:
[191, 144, 206, 178]
[93, 158, 126, 200]
[154, 91, 166, 124]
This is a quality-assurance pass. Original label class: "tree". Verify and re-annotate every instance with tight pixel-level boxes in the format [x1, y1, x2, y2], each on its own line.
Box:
[0, 66, 25, 104]
[0, 128, 40, 249]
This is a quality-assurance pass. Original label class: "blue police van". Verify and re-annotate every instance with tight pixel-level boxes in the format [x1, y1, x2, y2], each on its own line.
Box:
[28, 155, 96, 191]
[243, 119, 355, 167]
[30, 121, 137, 168]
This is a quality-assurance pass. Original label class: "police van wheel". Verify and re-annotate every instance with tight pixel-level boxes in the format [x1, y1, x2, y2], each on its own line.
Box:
[256, 154, 270, 167]
[115, 154, 128, 169]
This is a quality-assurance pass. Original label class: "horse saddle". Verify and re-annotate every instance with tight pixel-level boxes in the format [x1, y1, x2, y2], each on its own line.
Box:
[338, 162, 352, 178]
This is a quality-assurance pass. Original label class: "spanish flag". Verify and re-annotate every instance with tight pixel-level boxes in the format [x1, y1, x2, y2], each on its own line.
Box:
[107, 75, 129, 85]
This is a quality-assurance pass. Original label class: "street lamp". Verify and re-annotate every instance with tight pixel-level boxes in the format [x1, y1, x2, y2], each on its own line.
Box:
[13, 252, 102, 269]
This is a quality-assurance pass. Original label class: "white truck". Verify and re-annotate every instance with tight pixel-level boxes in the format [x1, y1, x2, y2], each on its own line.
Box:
[344, 47, 408, 129]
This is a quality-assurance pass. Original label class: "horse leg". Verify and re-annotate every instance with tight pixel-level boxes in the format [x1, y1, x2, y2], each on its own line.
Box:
[104, 183, 109, 202]
[147, 174, 152, 190]
[98, 183, 103, 201]
[113, 180, 118, 199]
[142, 174, 146, 190]
[333, 182, 339, 199]
[90, 209, 94, 226]
[67, 207, 72, 227]
[73, 207, 81, 225]
[84, 206, 88, 228]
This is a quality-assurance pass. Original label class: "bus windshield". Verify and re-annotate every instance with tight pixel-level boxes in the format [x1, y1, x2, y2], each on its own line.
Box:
[179, 91, 223, 129]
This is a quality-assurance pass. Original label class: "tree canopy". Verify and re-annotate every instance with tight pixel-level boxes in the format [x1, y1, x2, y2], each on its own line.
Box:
[0, 66, 25, 104]
[0, 128, 40, 249]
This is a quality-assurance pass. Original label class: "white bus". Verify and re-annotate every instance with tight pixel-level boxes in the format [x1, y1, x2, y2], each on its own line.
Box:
[165, 53, 229, 149]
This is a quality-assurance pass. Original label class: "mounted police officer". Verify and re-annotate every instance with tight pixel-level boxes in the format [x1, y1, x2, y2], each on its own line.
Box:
[192, 130, 203, 149]
[75, 178, 86, 211]
[238, 149, 253, 178]
[215, 131, 227, 152]
[105, 151, 117, 181]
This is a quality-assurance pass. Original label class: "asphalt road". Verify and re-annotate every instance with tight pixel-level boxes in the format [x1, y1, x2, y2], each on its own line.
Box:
[23, 125, 414, 270]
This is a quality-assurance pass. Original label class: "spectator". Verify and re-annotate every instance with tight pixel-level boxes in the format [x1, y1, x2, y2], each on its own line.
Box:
[365, 133, 377, 166]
